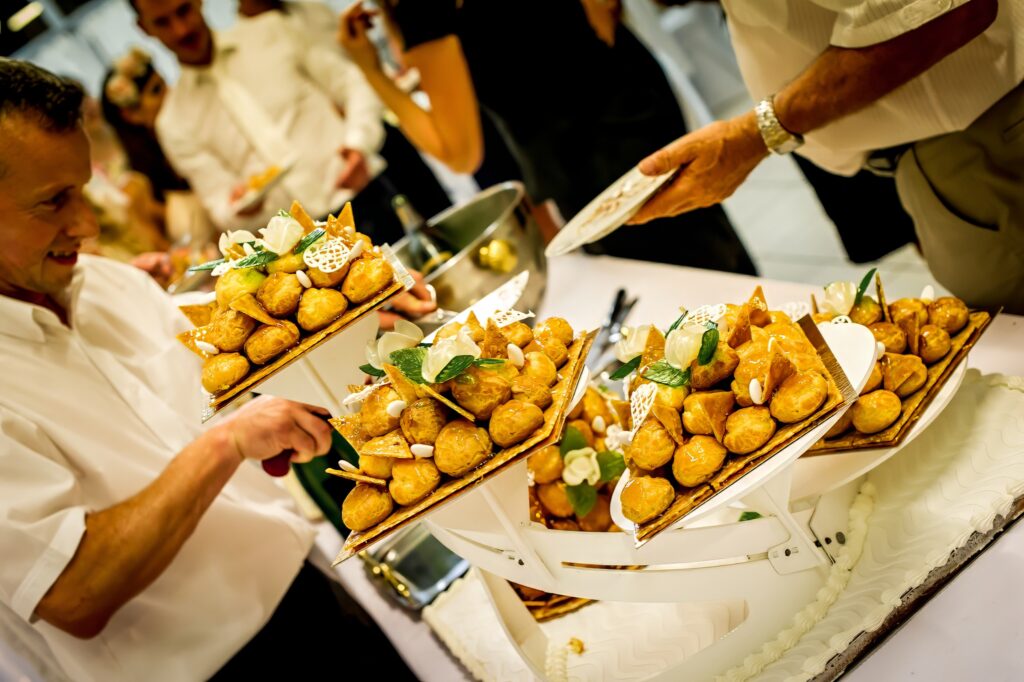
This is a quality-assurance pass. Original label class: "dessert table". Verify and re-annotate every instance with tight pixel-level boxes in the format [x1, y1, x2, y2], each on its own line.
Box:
[322, 253, 1024, 681]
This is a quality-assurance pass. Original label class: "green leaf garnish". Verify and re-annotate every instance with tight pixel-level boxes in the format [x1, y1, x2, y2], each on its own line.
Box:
[609, 355, 641, 380]
[565, 483, 597, 517]
[293, 227, 326, 254]
[233, 249, 279, 269]
[697, 323, 719, 365]
[435, 355, 476, 383]
[358, 363, 385, 377]
[277, 209, 292, 218]
[474, 358, 506, 367]
[666, 310, 687, 335]
[187, 257, 226, 273]
[597, 451, 626, 483]
[854, 267, 877, 306]
[642, 360, 691, 387]
[738, 511, 763, 522]
[389, 347, 428, 384]
[560, 426, 589, 457]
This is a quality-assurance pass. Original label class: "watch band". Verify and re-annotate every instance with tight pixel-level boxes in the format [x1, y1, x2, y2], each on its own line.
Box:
[754, 96, 804, 155]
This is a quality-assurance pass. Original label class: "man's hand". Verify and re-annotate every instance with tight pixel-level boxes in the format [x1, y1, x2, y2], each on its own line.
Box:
[335, 147, 372, 192]
[217, 396, 333, 465]
[131, 251, 174, 287]
[338, 2, 381, 72]
[629, 111, 768, 224]
[379, 270, 437, 330]
[230, 182, 264, 217]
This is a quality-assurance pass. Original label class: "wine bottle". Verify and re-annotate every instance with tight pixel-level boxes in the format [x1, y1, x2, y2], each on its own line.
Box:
[392, 194, 452, 276]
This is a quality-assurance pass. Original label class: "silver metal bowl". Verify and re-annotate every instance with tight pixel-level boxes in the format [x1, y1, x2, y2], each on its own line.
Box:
[391, 182, 547, 325]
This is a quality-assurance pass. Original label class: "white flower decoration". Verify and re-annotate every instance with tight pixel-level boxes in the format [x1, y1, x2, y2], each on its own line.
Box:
[218, 230, 258, 258]
[105, 73, 139, 109]
[422, 327, 480, 383]
[562, 447, 601, 487]
[256, 215, 304, 256]
[664, 324, 704, 370]
[604, 424, 633, 452]
[365, 319, 424, 369]
[821, 281, 857, 316]
[615, 325, 653, 363]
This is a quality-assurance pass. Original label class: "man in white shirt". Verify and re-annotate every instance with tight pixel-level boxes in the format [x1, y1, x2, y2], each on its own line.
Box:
[633, 0, 1024, 314]
[0, 59, 414, 680]
[135, 0, 410, 246]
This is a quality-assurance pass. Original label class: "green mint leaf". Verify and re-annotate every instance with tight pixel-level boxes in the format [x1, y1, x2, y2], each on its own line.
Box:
[233, 249, 279, 269]
[293, 227, 326, 254]
[187, 257, 226, 273]
[697, 326, 720, 365]
[565, 483, 597, 518]
[560, 426, 589, 457]
[358, 363, 385, 377]
[473, 358, 507, 367]
[597, 451, 626, 483]
[608, 355, 641, 380]
[642, 360, 691, 387]
[435, 355, 476, 383]
[738, 511, 763, 522]
[666, 311, 687, 335]
[854, 267, 877, 306]
[389, 347, 428, 384]
[277, 209, 292, 218]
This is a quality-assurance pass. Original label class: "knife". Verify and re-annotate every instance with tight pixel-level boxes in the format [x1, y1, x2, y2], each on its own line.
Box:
[587, 289, 638, 373]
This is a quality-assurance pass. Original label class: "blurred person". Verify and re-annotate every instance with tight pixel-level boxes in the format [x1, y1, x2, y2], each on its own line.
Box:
[340, 0, 757, 273]
[633, 0, 1024, 313]
[0, 58, 417, 681]
[132, 0, 411, 247]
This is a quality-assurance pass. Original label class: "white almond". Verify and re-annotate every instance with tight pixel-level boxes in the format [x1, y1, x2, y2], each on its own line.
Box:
[349, 240, 365, 260]
[749, 378, 764, 405]
[295, 270, 312, 288]
[386, 399, 408, 418]
[339, 460, 359, 473]
[921, 284, 935, 301]
[876, 341, 886, 359]
[507, 343, 525, 368]
[592, 415, 607, 434]
[196, 341, 220, 355]
[411, 444, 435, 459]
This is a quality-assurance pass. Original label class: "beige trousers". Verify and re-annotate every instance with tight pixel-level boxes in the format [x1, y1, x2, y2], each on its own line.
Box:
[895, 80, 1024, 315]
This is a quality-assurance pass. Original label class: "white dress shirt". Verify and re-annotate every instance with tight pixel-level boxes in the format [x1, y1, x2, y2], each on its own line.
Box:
[156, 10, 386, 231]
[721, 0, 1024, 174]
[0, 256, 314, 681]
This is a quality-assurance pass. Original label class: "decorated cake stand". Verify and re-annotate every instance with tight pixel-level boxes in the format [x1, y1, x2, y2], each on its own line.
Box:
[422, 321, 894, 680]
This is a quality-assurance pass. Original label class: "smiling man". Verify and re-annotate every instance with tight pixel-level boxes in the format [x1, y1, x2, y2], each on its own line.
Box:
[0, 59, 413, 681]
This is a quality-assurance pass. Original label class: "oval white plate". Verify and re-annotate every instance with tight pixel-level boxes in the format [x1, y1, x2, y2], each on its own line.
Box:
[545, 165, 675, 257]
[610, 322, 877, 534]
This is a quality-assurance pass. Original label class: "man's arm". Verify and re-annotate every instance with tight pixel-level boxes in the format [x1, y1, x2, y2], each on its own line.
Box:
[34, 396, 332, 639]
[631, 0, 998, 223]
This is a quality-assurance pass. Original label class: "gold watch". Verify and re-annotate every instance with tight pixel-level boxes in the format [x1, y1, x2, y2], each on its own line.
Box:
[754, 96, 804, 155]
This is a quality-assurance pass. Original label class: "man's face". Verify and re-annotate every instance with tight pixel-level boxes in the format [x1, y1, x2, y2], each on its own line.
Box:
[0, 116, 98, 301]
[135, 0, 212, 66]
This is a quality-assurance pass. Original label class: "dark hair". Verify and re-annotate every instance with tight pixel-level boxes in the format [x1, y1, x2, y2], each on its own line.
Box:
[0, 58, 84, 132]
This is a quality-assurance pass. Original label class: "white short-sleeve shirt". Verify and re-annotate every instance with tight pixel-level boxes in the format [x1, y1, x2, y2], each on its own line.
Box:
[721, 0, 1024, 173]
[0, 256, 315, 681]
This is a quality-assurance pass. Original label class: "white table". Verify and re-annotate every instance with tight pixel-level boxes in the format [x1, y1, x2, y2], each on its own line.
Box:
[327, 254, 1024, 681]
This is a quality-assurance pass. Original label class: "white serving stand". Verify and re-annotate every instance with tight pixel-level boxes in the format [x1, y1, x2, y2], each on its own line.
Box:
[421, 321, 915, 680]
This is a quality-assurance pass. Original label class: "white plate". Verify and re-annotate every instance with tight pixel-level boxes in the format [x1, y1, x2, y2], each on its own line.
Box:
[545, 165, 675, 257]
[790, 359, 968, 501]
[610, 322, 877, 534]
[232, 162, 294, 214]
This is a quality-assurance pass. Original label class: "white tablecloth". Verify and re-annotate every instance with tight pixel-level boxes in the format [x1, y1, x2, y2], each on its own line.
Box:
[328, 254, 1024, 681]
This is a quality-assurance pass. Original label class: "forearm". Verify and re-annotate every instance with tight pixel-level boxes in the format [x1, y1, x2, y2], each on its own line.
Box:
[774, 0, 998, 135]
[36, 428, 241, 637]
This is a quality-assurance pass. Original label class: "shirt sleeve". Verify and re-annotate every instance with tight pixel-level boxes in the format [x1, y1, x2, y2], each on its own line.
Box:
[0, 408, 87, 623]
[817, 0, 974, 48]
[388, 0, 459, 51]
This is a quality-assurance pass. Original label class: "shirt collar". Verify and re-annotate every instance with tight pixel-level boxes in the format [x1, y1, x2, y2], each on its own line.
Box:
[178, 32, 239, 86]
[0, 264, 87, 343]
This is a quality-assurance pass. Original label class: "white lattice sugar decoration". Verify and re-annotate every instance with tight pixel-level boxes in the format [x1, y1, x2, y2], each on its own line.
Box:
[488, 308, 535, 328]
[629, 382, 657, 434]
[782, 300, 812, 321]
[303, 236, 351, 273]
[682, 303, 727, 330]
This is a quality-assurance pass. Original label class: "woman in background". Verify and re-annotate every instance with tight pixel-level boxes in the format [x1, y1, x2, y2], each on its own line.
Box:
[340, 0, 756, 273]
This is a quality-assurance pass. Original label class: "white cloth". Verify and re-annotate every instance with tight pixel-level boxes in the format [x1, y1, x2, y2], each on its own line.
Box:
[721, 0, 1024, 174]
[156, 10, 386, 231]
[0, 256, 315, 682]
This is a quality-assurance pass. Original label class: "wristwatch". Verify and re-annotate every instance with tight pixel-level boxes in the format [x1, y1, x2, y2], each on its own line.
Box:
[754, 96, 804, 155]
